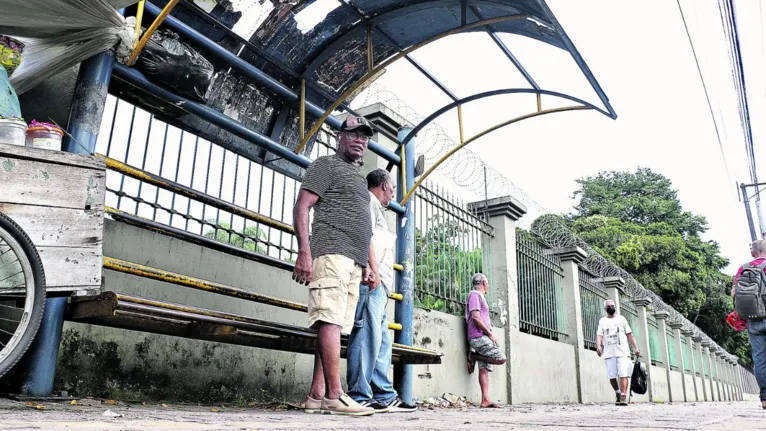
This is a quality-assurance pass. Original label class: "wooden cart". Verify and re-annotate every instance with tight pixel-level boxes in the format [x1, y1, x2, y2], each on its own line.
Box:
[0, 143, 105, 377]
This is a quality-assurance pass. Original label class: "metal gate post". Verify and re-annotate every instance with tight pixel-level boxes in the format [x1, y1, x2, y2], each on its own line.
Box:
[63, 50, 116, 154]
[19, 297, 68, 396]
[394, 126, 416, 404]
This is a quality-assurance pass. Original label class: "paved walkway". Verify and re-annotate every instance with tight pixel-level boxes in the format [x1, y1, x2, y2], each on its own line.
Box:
[0, 398, 762, 430]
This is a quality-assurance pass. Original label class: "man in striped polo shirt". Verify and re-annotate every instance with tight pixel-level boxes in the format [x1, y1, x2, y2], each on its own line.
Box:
[292, 116, 376, 416]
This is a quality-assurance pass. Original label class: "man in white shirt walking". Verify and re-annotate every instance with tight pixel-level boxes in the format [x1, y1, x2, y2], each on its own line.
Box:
[597, 299, 640, 406]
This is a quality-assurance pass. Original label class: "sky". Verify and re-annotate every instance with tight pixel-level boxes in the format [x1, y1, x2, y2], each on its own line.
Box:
[345, 0, 765, 273]
[100, 0, 766, 274]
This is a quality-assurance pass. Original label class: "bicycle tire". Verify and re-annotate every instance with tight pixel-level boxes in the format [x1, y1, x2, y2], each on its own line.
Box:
[0, 212, 46, 379]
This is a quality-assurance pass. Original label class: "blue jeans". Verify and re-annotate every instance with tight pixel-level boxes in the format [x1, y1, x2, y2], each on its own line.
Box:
[346, 283, 398, 404]
[748, 318, 766, 401]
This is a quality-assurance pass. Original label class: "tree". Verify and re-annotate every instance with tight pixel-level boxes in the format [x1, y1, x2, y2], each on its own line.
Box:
[414, 219, 483, 315]
[565, 168, 751, 366]
[203, 221, 268, 255]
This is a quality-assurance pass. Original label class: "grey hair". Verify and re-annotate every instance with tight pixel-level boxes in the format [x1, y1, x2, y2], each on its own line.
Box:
[753, 240, 766, 255]
[472, 273, 488, 287]
[604, 299, 615, 307]
[367, 168, 392, 190]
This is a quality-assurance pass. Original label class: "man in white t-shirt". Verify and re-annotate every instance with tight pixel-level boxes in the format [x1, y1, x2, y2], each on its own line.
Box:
[596, 299, 640, 406]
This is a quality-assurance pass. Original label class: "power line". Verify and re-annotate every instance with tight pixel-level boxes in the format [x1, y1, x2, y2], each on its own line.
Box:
[675, 0, 734, 191]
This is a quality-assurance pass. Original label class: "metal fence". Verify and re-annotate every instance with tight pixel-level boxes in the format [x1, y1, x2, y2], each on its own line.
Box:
[681, 337, 690, 372]
[648, 313, 662, 365]
[667, 329, 678, 369]
[579, 267, 607, 350]
[516, 233, 567, 340]
[621, 298, 640, 346]
[412, 182, 494, 316]
[704, 353, 711, 377]
[97, 96, 340, 265]
[740, 366, 759, 394]
[692, 343, 700, 375]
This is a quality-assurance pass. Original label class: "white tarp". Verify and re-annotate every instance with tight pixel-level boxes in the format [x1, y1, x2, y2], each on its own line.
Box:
[0, 0, 139, 94]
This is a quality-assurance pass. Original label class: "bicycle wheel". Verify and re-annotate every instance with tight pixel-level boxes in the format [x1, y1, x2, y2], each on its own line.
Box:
[0, 212, 46, 379]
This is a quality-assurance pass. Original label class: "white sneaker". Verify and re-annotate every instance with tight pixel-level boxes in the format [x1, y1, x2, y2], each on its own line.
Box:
[321, 394, 375, 416]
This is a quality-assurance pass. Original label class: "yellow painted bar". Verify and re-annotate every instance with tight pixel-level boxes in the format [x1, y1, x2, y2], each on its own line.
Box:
[103, 257, 403, 329]
[400, 105, 590, 205]
[536, 94, 542, 112]
[104, 257, 308, 311]
[293, 14, 529, 155]
[393, 263, 403, 272]
[127, 0, 180, 66]
[457, 104, 465, 144]
[100, 155, 295, 234]
[135, 0, 145, 41]
[367, 25, 374, 73]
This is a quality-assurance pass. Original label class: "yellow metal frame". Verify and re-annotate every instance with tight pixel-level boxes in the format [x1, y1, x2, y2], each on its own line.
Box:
[135, 0, 145, 40]
[293, 14, 530, 155]
[126, 0, 180, 66]
[104, 256, 403, 329]
[399, 105, 591, 205]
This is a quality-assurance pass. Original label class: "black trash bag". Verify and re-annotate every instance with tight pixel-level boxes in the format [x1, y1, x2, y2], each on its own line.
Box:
[630, 360, 648, 395]
[135, 29, 214, 102]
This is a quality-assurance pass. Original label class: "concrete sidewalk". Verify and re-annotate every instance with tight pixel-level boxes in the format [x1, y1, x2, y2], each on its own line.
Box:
[0, 398, 761, 430]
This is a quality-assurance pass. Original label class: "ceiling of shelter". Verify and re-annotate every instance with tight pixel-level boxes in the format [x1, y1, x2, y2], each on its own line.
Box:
[247, 0, 563, 97]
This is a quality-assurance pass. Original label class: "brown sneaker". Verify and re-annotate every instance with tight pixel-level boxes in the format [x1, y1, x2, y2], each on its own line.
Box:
[761, 400, 766, 410]
[304, 396, 322, 414]
[322, 394, 375, 416]
[618, 394, 628, 406]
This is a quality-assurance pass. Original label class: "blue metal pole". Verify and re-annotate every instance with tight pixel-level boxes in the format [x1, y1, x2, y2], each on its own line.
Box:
[19, 297, 68, 396]
[394, 126, 415, 404]
[63, 50, 116, 154]
[21, 32, 118, 395]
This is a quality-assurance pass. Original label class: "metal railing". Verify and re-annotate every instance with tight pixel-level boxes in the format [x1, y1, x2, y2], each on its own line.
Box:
[579, 267, 607, 350]
[412, 181, 494, 316]
[648, 313, 662, 364]
[97, 96, 338, 264]
[667, 329, 678, 370]
[516, 233, 566, 340]
[740, 365, 759, 394]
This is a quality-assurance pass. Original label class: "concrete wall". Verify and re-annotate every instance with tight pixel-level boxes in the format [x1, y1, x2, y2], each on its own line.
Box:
[650, 365, 669, 403]
[56, 220, 319, 402]
[510, 333, 578, 404]
[579, 349, 616, 403]
[693, 376, 704, 401]
[411, 309, 507, 404]
[669, 370, 685, 402]
[684, 374, 696, 401]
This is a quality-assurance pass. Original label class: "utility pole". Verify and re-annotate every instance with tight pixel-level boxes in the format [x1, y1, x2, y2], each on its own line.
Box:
[741, 182, 761, 241]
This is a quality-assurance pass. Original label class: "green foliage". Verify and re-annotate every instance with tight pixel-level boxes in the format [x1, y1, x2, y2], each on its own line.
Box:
[564, 168, 752, 366]
[203, 221, 268, 254]
[414, 218, 484, 315]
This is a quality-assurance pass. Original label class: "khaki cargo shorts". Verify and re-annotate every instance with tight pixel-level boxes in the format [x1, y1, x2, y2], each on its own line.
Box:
[308, 254, 363, 334]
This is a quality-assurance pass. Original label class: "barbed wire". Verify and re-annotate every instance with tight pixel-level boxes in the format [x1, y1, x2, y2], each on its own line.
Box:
[352, 83, 725, 353]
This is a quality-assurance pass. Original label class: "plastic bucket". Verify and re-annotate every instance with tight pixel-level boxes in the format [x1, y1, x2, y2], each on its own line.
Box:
[26, 122, 64, 151]
[0, 118, 28, 146]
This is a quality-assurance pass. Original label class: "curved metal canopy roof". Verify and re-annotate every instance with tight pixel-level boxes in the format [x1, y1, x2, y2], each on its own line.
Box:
[124, 0, 615, 184]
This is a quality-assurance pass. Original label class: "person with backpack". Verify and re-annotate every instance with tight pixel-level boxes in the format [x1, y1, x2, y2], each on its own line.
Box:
[731, 239, 766, 409]
[596, 299, 640, 406]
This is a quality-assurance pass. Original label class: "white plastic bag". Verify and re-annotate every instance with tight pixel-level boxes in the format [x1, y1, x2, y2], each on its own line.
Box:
[0, 0, 138, 94]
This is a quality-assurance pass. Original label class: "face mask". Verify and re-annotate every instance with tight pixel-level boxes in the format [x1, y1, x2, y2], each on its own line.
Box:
[606, 306, 616, 315]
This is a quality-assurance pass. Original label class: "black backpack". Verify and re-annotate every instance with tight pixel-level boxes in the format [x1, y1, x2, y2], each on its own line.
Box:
[734, 261, 766, 319]
[630, 361, 647, 395]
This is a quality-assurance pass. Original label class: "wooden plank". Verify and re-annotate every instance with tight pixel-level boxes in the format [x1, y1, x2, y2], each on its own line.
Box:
[0, 204, 103, 248]
[0, 143, 105, 170]
[38, 247, 102, 288]
[0, 157, 105, 210]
